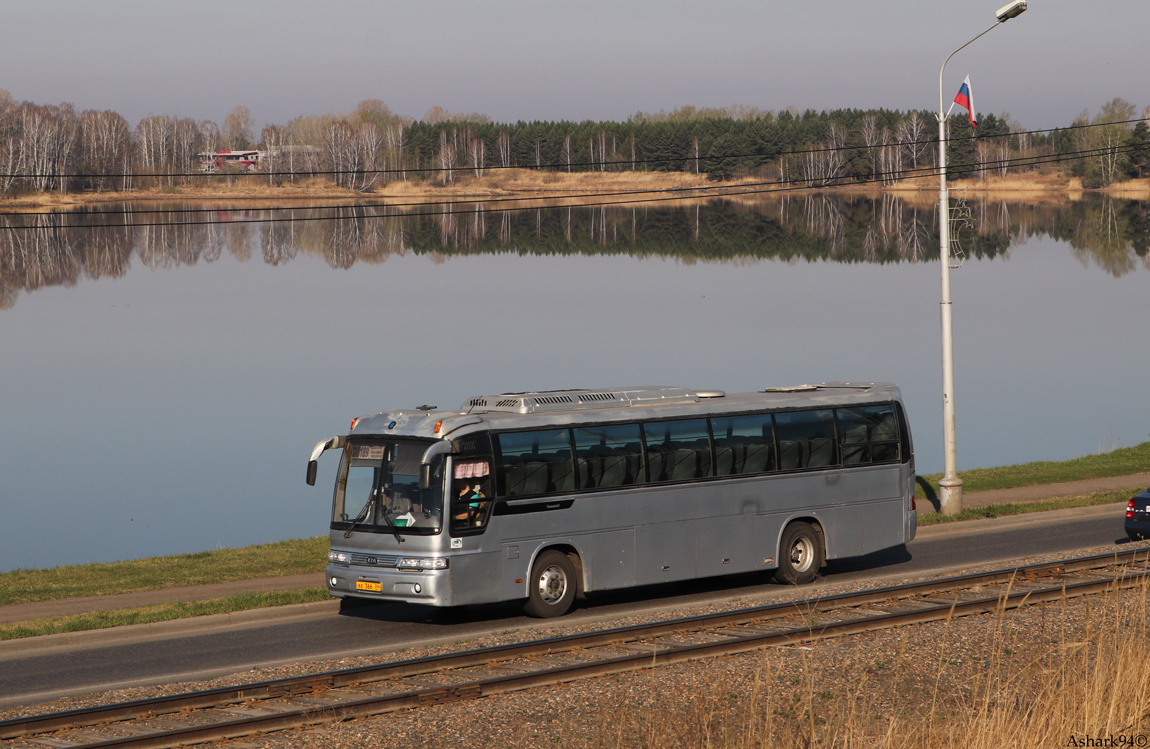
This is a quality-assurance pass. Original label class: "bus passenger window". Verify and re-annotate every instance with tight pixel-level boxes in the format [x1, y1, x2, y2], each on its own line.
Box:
[493, 430, 575, 497]
[643, 419, 712, 482]
[774, 410, 840, 469]
[711, 414, 776, 476]
[836, 405, 900, 465]
[573, 423, 644, 489]
[451, 460, 492, 534]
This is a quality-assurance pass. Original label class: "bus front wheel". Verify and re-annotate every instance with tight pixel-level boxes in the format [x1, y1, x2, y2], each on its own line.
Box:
[775, 522, 823, 585]
[524, 550, 577, 618]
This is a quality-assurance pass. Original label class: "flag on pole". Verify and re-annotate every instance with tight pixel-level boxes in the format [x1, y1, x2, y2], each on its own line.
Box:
[952, 76, 977, 127]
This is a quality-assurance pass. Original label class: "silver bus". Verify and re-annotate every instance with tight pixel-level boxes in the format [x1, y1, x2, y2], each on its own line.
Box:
[306, 383, 917, 618]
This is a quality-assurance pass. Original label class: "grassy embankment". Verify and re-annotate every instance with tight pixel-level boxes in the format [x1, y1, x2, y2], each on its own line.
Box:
[0, 444, 1146, 640]
[0, 538, 330, 641]
[916, 441, 1150, 525]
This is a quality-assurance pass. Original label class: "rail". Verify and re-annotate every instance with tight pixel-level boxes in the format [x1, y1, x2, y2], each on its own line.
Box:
[2, 547, 1148, 748]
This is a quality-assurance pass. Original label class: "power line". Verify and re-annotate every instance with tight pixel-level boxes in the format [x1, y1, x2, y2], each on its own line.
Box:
[2, 141, 1144, 232]
[1, 116, 1146, 182]
[2, 137, 1143, 221]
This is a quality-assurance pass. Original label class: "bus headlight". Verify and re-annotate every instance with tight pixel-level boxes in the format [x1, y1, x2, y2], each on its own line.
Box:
[328, 550, 350, 566]
[398, 557, 448, 571]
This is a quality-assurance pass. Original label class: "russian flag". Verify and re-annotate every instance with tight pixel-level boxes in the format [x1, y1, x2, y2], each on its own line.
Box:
[953, 76, 977, 127]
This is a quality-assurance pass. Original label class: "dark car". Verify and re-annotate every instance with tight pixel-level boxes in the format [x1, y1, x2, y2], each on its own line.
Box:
[1124, 487, 1150, 540]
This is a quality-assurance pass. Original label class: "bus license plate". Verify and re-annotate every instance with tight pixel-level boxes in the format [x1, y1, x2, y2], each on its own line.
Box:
[355, 581, 382, 592]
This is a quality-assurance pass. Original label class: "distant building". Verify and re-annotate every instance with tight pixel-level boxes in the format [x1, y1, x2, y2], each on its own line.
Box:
[196, 150, 262, 173]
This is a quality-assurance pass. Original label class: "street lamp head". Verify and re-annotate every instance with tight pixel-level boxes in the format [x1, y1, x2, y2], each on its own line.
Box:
[996, 0, 1027, 22]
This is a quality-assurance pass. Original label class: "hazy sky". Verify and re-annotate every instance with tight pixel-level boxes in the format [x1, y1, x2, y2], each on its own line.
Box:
[2, 1, 1146, 133]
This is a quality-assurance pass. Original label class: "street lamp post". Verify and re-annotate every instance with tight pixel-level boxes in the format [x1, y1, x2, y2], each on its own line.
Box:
[936, 0, 1027, 515]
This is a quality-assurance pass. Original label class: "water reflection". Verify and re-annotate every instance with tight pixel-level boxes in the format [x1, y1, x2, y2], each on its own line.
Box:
[1, 195, 1147, 310]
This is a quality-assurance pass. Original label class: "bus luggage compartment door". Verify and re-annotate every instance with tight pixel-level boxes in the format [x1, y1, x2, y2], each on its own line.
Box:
[635, 520, 697, 585]
[697, 514, 755, 578]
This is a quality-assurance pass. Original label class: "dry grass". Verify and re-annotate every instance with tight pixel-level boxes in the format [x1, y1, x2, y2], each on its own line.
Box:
[288, 578, 1150, 749]
[550, 581, 1150, 748]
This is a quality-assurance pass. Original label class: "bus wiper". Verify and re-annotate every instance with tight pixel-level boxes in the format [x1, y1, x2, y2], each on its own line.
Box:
[344, 484, 406, 543]
[375, 503, 406, 544]
[343, 493, 377, 539]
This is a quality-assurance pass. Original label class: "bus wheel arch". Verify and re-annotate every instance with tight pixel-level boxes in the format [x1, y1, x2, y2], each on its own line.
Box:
[524, 547, 580, 618]
[775, 519, 824, 586]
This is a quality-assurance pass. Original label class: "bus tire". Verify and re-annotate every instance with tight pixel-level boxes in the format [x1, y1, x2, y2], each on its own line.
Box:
[524, 550, 577, 618]
[775, 522, 823, 585]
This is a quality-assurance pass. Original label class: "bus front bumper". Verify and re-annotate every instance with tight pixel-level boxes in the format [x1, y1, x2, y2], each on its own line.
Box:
[326, 563, 450, 606]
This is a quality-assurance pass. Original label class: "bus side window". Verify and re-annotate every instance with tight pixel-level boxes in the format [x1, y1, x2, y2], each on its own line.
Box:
[836, 405, 900, 465]
[493, 430, 575, 497]
[643, 419, 712, 481]
[573, 423, 644, 489]
[775, 410, 840, 469]
[711, 413, 776, 476]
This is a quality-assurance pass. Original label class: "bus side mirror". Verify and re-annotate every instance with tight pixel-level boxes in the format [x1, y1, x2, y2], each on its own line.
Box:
[418, 441, 452, 491]
[306, 436, 345, 487]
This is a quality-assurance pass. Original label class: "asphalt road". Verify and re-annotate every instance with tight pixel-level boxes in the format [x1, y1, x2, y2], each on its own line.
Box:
[0, 503, 1134, 710]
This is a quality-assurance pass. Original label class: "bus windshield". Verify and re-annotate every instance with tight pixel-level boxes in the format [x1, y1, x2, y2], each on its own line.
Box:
[332, 440, 443, 535]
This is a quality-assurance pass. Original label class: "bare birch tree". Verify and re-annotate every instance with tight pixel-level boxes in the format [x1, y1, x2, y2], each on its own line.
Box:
[900, 112, 929, 170]
[223, 105, 254, 150]
[860, 114, 880, 180]
[0, 91, 22, 193]
[802, 123, 846, 186]
[974, 140, 994, 180]
[436, 129, 456, 185]
[383, 121, 407, 182]
[260, 124, 287, 185]
[466, 132, 485, 177]
[996, 138, 1011, 177]
[79, 110, 132, 191]
[497, 131, 511, 168]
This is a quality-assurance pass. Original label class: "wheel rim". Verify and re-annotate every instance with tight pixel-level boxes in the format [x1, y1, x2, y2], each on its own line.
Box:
[536, 564, 568, 604]
[789, 536, 815, 573]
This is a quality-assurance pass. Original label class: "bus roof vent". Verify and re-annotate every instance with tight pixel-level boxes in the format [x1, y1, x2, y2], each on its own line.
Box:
[534, 394, 574, 406]
[462, 387, 693, 414]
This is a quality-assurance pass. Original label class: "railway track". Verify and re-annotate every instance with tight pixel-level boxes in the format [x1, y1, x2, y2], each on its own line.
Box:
[3, 547, 1149, 749]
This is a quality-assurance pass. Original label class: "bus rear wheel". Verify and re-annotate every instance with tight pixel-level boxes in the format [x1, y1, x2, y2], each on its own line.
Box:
[524, 550, 577, 618]
[775, 522, 823, 585]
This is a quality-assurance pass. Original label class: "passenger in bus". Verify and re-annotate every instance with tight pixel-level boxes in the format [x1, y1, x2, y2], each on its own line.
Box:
[453, 481, 489, 528]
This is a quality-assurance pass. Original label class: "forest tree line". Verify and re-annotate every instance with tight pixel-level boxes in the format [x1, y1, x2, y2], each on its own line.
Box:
[1, 90, 1147, 195]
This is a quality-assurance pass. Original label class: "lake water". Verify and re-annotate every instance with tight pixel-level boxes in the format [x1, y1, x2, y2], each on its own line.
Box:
[1, 195, 1147, 572]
